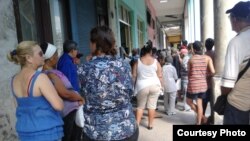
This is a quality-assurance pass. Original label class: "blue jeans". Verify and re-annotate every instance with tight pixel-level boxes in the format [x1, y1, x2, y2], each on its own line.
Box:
[224, 102, 250, 125]
[181, 80, 190, 110]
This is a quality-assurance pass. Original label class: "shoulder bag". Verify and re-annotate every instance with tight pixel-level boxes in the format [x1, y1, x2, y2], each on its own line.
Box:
[214, 59, 250, 115]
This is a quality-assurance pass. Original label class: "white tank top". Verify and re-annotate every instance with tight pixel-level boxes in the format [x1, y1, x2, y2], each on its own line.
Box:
[135, 59, 161, 94]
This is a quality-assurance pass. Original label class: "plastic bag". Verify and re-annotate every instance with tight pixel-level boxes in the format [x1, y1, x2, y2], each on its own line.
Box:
[176, 79, 181, 91]
[75, 105, 84, 128]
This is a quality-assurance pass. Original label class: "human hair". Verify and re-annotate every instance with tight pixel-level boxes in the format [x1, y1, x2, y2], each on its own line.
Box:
[7, 41, 38, 67]
[187, 43, 193, 50]
[140, 40, 153, 57]
[165, 56, 173, 64]
[40, 42, 49, 54]
[63, 40, 78, 53]
[90, 26, 117, 56]
[182, 40, 188, 46]
[132, 49, 138, 56]
[193, 41, 203, 55]
[205, 38, 214, 51]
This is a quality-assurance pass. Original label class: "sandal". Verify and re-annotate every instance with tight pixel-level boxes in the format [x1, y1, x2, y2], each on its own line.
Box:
[147, 126, 153, 130]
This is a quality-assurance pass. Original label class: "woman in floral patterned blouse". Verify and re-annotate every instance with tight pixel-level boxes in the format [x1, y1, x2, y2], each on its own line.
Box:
[78, 26, 138, 141]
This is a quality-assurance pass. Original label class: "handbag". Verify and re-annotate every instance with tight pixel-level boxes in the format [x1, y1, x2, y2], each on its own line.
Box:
[214, 59, 250, 115]
[75, 105, 84, 128]
[214, 95, 227, 115]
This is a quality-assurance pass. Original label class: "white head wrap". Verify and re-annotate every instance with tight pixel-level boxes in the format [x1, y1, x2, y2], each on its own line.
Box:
[44, 43, 57, 59]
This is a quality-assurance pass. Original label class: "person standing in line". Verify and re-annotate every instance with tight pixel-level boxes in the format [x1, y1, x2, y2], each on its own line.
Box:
[78, 26, 138, 141]
[57, 40, 80, 92]
[187, 43, 194, 58]
[40, 42, 84, 141]
[180, 49, 191, 111]
[7, 41, 64, 141]
[162, 56, 178, 115]
[181, 40, 188, 49]
[221, 1, 250, 124]
[187, 41, 215, 125]
[204, 38, 215, 123]
[171, 48, 181, 78]
[133, 40, 163, 130]
[120, 43, 130, 59]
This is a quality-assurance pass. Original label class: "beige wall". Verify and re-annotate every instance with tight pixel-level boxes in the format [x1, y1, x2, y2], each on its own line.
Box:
[0, 0, 18, 140]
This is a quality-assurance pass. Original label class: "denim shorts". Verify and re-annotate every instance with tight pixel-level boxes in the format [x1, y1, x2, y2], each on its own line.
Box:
[186, 92, 206, 99]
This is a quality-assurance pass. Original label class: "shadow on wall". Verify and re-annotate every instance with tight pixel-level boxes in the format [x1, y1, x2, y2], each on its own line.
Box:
[0, 110, 18, 141]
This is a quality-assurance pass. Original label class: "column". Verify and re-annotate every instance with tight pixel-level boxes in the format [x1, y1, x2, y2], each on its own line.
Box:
[214, 0, 238, 76]
[213, 0, 240, 124]
[200, 0, 214, 44]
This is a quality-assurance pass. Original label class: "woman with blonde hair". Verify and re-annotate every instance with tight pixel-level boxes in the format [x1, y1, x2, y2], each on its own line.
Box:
[7, 41, 64, 141]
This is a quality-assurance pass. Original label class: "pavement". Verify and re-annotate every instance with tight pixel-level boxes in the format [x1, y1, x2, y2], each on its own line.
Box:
[136, 98, 204, 141]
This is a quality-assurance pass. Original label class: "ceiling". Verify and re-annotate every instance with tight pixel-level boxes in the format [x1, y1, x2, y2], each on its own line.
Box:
[149, 0, 185, 36]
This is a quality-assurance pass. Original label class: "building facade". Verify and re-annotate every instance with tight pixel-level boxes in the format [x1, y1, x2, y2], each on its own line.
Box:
[0, 0, 18, 140]
[0, 0, 148, 139]
[116, 0, 147, 53]
[1, 0, 241, 139]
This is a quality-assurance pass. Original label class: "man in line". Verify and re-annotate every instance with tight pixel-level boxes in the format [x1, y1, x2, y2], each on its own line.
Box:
[57, 40, 80, 92]
[221, 1, 250, 124]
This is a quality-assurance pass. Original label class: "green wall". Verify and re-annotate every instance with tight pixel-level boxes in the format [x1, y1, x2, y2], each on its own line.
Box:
[117, 0, 147, 49]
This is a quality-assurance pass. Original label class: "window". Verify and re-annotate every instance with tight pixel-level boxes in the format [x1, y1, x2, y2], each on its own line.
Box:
[96, 0, 108, 26]
[49, 0, 67, 54]
[137, 19, 144, 48]
[120, 5, 130, 24]
[152, 19, 155, 29]
[119, 5, 132, 53]
[146, 9, 151, 25]
[13, 0, 70, 45]
[14, 0, 39, 41]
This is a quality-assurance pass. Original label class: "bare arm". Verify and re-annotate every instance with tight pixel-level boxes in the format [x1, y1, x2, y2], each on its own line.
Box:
[38, 73, 63, 111]
[207, 57, 215, 75]
[132, 61, 138, 85]
[177, 52, 183, 64]
[48, 73, 84, 103]
[221, 86, 232, 95]
[156, 62, 163, 87]
[188, 59, 191, 77]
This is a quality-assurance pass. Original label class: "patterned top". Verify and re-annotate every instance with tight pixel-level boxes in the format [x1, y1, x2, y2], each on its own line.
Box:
[187, 55, 208, 94]
[78, 55, 137, 140]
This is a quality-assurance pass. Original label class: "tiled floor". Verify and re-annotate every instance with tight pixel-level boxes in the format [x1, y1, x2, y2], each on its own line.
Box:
[137, 98, 207, 141]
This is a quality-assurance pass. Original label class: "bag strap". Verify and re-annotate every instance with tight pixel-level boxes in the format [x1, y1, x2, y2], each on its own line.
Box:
[236, 59, 250, 83]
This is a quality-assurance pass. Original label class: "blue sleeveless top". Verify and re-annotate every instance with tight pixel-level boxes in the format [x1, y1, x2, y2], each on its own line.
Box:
[11, 71, 64, 141]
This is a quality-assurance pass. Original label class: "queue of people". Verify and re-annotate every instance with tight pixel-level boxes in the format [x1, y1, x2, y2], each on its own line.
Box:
[7, 2, 250, 140]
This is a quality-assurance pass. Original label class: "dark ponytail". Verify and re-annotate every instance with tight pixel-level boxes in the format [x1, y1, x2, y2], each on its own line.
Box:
[140, 40, 153, 56]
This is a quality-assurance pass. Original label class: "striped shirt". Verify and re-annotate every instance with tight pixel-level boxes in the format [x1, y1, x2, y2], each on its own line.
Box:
[187, 55, 208, 94]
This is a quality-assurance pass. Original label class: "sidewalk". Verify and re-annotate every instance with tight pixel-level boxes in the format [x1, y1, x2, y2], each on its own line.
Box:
[137, 99, 198, 141]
